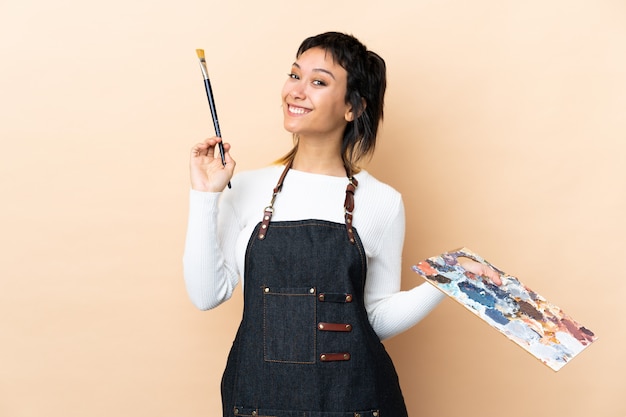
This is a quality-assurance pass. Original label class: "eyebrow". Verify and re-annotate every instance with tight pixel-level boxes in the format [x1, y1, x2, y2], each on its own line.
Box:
[292, 62, 336, 80]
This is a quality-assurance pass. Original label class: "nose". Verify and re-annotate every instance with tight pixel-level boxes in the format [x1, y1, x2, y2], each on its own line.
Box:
[288, 81, 306, 100]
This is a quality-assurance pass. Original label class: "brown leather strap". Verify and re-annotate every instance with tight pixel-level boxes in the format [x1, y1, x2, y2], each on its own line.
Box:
[258, 163, 292, 240]
[258, 162, 358, 243]
[318, 293, 353, 303]
[320, 352, 351, 362]
[317, 322, 353, 332]
[344, 176, 358, 244]
[258, 208, 272, 240]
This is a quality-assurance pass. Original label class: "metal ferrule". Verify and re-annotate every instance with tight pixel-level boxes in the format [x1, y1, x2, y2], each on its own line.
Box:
[198, 60, 209, 80]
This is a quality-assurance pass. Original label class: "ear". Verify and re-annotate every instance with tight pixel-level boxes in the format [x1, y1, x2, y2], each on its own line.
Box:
[345, 98, 367, 122]
[344, 107, 355, 122]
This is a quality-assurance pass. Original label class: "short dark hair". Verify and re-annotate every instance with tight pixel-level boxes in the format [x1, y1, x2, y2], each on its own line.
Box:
[278, 32, 387, 174]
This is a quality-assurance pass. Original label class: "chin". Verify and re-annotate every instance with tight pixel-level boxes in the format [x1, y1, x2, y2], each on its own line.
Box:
[283, 121, 300, 135]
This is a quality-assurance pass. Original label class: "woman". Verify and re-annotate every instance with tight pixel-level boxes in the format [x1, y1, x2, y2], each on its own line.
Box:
[184, 32, 500, 417]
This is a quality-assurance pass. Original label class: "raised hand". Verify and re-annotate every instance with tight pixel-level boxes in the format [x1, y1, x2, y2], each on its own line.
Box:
[190, 137, 236, 192]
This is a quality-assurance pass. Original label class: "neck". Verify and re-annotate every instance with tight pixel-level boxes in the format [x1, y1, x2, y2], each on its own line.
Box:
[291, 136, 346, 177]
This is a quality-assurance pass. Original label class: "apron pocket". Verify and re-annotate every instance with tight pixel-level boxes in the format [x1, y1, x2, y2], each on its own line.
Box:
[263, 286, 316, 363]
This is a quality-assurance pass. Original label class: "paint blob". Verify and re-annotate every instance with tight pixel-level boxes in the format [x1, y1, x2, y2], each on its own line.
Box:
[412, 248, 597, 371]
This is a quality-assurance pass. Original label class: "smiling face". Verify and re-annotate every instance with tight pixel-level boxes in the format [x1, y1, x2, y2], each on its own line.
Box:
[281, 47, 354, 143]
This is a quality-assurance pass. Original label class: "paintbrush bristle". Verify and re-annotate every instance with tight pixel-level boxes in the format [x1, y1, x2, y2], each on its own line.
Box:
[196, 49, 205, 60]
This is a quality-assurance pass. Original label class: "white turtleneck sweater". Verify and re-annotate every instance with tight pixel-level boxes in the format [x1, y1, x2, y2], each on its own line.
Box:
[183, 165, 444, 340]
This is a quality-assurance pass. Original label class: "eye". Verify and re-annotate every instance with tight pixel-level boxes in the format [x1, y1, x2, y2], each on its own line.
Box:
[312, 79, 327, 86]
[287, 73, 299, 80]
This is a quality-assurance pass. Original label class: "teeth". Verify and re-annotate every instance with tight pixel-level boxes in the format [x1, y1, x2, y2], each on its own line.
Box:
[289, 105, 308, 115]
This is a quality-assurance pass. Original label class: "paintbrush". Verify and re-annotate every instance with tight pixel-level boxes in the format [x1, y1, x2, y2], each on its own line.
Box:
[196, 48, 231, 189]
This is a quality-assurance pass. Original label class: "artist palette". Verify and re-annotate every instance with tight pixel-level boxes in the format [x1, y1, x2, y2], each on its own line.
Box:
[412, 248, 597, 371]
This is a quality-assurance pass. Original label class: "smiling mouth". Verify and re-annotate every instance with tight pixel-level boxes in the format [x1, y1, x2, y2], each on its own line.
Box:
[288, 105, 311, 115]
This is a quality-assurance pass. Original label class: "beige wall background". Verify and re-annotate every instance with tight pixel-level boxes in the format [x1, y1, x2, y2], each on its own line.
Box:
[1, 0, 624, 416]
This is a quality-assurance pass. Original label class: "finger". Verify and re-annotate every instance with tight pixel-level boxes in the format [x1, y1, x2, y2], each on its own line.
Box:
[221, 142, 235, 163]
[191, 142, 209, 158]
[458, 258, 502, 286]
[192, 137, 222, 158]
[207, 137, 226, 159]
[203, 136, 222, 147]
[482, 266, 502, 286]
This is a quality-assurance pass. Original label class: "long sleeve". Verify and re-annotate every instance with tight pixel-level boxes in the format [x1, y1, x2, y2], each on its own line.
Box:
[182, 190, 240, 310]
[363, 197, 445, 340]
[181, 166, 446, 339]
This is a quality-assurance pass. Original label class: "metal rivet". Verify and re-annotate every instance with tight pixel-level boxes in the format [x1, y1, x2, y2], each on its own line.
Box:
[347, 218, 351, 223]
[264, 215, 269, 220]
[264, 287, 270, 293]
[309, 288, 315, 294]
[318, 294, 325, 301]
[344, 353, 350, 360]
[318, 323, 324, 330]
[234, 408, 239, 414]
[345, 294, 352, 302]
[261, 224, 267, 229]
[373, 412, 379, 417]
[252, 412, 257, 416]
[346, 324, 352, 330]
[259, 234, 265, 239]
[354, 413, 360, 417]
[350, 238, 355, 243]
[320, 354, 327, 361]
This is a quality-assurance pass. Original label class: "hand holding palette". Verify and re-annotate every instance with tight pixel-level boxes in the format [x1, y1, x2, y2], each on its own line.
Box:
[412, 248, 597, 371]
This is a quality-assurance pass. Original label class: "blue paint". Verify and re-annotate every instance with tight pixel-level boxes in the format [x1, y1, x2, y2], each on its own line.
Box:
[485, 308, 510, 325]
[457, 281, 496, 308]
[483, 281, 510, 301]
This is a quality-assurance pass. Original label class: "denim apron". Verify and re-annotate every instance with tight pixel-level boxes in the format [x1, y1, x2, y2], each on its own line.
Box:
[221, 165, 408, 417]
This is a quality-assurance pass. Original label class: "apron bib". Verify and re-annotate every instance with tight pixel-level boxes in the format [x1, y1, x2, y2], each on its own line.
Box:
[220, 165, 408, 417]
